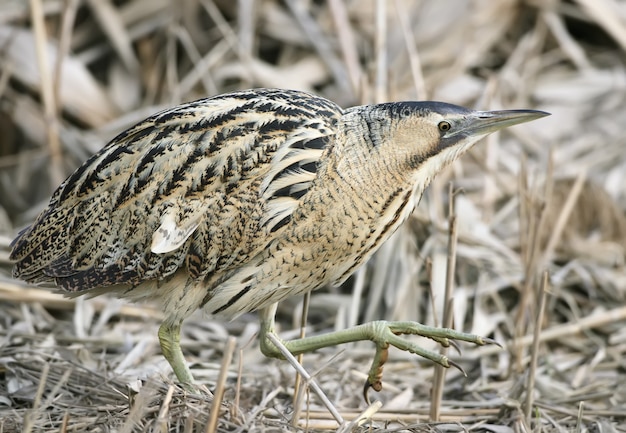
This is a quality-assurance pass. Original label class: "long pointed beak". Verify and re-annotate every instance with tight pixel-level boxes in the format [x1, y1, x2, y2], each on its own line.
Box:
[467, 109, 550, 136]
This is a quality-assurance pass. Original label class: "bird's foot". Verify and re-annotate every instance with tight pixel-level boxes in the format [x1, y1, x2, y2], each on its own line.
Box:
[360, 321, 498, 402]
[259, 317, 498, 402]
[258, 306, 498, 402]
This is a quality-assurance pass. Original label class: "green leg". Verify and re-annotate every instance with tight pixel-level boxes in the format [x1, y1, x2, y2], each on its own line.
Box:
[259, 304, 496, 397]
[158, 321, 194, 388]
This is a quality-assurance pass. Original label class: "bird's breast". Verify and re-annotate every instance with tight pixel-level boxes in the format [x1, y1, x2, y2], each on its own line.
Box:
[270, 172, 416, 288]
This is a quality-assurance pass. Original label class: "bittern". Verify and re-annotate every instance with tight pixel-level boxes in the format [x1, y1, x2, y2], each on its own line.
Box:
[10, 88, 548, 393]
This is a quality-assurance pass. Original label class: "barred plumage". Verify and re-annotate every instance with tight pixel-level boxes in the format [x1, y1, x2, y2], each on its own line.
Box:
[10, 88, 548, 393]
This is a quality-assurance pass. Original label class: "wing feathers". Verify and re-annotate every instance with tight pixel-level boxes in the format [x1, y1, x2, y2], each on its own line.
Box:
[10, 89, 343, 292]
[151, 199, 204, 254]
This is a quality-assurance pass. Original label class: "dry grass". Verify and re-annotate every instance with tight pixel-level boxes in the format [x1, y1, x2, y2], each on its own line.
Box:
[1, 0, 626, 431]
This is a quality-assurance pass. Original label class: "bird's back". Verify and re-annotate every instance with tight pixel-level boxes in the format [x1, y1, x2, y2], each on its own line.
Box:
[10, 89, 344, 296]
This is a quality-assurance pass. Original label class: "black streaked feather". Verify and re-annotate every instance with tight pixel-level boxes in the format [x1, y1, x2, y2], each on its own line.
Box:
[10, 88, 343, 292]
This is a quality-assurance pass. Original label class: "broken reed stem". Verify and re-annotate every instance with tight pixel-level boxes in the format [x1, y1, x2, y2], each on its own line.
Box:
[514, 154, 553, 372]
[156, 385, 175, 433]
[29, 0, 64, 187]
[430, 184, 458, 421]
[232, 345, 244, 421]
[443, 184, 458, 330]
[393, 0, 427, 99]
[328, 0, 361, 95]
[41, 368, 72, 411]
[56, 0, 80, 109]
[524, 270, 549, 424]
[284, 0, 351, 95]
[426, 258, 438, 327]
[205, 336, 237, 433]
[374, 0, 387, 104]
[237, 0, 256, 89]
[265, 332, 344, 425]
[576, 401, 585, 433]
[60, 412, 69, 433]
[22, 362, 50, 433]
[543, 170, 586, 263]
[336, 401, 383, 433]
[290, 290, 311, 427]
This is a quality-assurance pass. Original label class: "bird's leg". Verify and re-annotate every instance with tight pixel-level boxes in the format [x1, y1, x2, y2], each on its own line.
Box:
[258, 303, 282, 358]
[158, 321, 194, 388]
[258, 306, 497, 395]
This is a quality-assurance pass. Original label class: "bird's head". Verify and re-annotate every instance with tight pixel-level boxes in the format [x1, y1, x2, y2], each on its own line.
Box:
[340, 101, 549, 193]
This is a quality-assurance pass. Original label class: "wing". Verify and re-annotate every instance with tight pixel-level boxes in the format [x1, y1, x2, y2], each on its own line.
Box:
[10, 88, 342, 292]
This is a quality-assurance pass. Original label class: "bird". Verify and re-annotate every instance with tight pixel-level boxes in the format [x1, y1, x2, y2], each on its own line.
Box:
[10, 88, 548, 395]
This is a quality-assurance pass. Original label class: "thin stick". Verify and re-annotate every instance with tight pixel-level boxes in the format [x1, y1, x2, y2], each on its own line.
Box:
[237, 0, 256, 89]
[430, 298, 455, 422]
[284, 0, 351, 95]
[393, 0, 427, 99]
[85, 0, 139, 72]
[237, 0, 256, 54]
[514, 153, 553, 372]
[328, 0, 362, 95]
[443, 185, 458, 329]
[232, 346, 243, 421]
[374, 0, 387, 104]
[22, 362, 50, 433]
[426, 258, 438, 326]
[201, 0, 246, 61]
[41, 368, 72, 409]
[291, 291, 311, 427]
[55, 0, 80, 111]
[156, 385, 175, 433]
[291, 374, 309, 429]
[575, 401, 584, 433]
[205, 336, 237, 433]
[543, 170, 587, 263]
[265, 332, 344, 425]
[30, 0, 64, 187]
[60, 412, 69, 433]
[524, 270, 548, 424]
[518, 156, 529, 272]
[431, 184, 458, 421]
[348, 265, 366, 328]
[336, 401, 383, 433]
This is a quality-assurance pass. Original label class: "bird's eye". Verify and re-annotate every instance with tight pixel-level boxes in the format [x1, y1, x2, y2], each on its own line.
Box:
[438, 121, 451, 132]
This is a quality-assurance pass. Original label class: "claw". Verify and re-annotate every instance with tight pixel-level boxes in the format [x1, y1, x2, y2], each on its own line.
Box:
[363, 372, 383, 404]
[362, 381, 372, 405]
[363, 342, 388, 403]
[481, 337, 502, 347]
[448, 339, 461, 355]
[447, 359, 467, 377]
